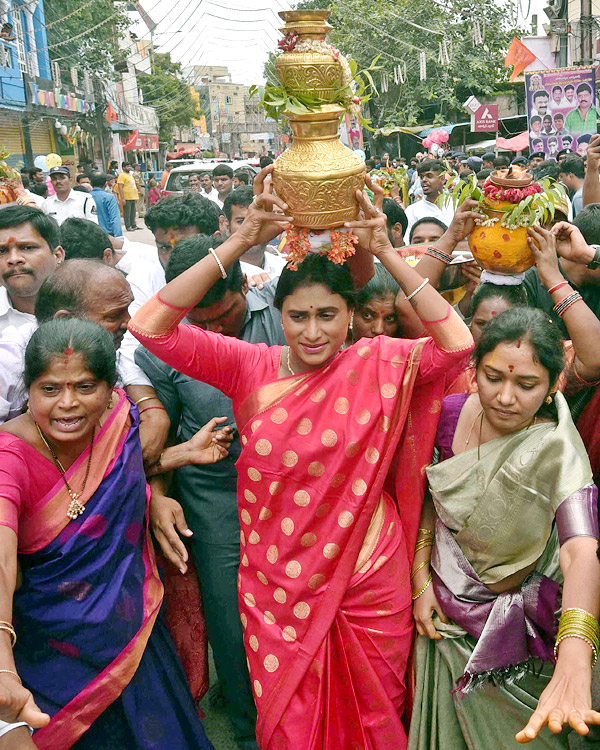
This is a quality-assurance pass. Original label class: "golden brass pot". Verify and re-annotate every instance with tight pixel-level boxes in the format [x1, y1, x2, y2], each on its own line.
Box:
[273, 104, 366, 229]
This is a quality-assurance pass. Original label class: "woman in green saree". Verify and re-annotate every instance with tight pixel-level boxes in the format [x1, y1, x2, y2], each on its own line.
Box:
[409, 306, 600, 748]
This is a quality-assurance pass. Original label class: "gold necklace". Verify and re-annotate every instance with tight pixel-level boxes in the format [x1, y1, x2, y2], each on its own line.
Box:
[464, 408, 483, 451]
[35, 423, 94, 520]
[286, 345, 296, 376]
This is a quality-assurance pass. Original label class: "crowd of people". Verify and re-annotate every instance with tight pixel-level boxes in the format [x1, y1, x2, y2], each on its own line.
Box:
[0, 136, 600, 750]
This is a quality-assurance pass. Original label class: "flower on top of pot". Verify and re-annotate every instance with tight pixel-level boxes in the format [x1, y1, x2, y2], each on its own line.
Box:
[448, 167, 568, 230]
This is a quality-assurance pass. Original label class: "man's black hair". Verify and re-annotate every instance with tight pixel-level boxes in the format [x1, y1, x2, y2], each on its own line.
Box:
[0, 205, 59, 251]
[408, 216, 448, 242]
[223, 186, 254, 222]
[382, 197, 408, 236]
[145, 193, 220, 235]
[559, 155, 585, 179]
[60, 218, 112, 261]
[416, 158, 444, 176]
[90, 172, 108, 188]
[213, 164, 234, 178]
[573, 204, 600, 245]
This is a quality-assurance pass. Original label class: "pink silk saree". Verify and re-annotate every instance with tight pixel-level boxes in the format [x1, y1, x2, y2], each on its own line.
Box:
[129, 294, 473, 750]
[235, 339, 448, 750]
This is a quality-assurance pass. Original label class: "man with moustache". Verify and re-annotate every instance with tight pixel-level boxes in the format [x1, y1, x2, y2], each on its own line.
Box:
[0, 205, 64, 333]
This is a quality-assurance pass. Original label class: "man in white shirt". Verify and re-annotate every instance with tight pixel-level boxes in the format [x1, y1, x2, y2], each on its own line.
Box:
[212, 164, 234, 209]
[199, 171, 221, 205]
[42, 166, 98, 225]
[0, 205, 64, 333]
[404, 159, 455, 243]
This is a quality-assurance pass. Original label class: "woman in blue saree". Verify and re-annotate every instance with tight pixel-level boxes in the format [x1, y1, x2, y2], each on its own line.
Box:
[0, 318, 224, 749]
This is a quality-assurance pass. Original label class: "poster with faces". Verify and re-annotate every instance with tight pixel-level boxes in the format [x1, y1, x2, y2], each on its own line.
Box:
[525, 67, 597, 159]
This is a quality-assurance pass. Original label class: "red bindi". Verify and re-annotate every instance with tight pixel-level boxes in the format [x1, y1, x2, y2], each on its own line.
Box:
[491, 311, 497, 316]
[508, 365, 514, 372]
[516, 339, 521, 348]
[7, 236, 15, 243]
[64, 347, 74, 356]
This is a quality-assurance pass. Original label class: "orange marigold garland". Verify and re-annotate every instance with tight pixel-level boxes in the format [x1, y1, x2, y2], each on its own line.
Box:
[284, 227, 359, 270]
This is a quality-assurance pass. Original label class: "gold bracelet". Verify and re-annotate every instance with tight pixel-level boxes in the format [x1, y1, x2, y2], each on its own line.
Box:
[410, 559, 431, 581]
[0, 669, 21, 684]
[0, 623, 16, 647]
[418, 528, 434, 537]
[134, 395, 159, 407]
[554, 633, 598, 666]
[208, 248, 227, 279]
[415, 540, 434, 553]
[412, 574, 432, 600]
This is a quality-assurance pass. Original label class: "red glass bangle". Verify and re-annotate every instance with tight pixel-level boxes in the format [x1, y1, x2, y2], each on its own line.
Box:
[547, 280, 569, 295]
[138, 405, 167, 415]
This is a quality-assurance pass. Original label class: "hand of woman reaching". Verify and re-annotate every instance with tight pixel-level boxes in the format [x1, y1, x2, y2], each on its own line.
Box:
[0, 725, 37, 749]
[551, 221, 597, 266]
[149, 486, 193, 574]
[515, 638, 600, 742]
[528, 225, 563, 289]
[413, 583, 448, 641]
[235, 166, 292, 249]
[0, 675, 49, 730]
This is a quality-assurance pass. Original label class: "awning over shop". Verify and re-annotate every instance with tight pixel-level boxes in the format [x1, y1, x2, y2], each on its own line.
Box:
[418, 122, 469, 138]
[374, 125, 424, 137]
[123, 132, 159, 151]
[496, 131, 529, 152]
[111, 121, 136, 132]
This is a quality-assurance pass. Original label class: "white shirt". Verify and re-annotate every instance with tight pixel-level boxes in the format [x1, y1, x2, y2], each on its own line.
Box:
[42, 189, 99, 225]
[0, 286, 35, 333]
[202, 187, 220, 205]
[404, 195, 455, 244]
[25, 189, 45, 207]
[0, 321, 151, 424]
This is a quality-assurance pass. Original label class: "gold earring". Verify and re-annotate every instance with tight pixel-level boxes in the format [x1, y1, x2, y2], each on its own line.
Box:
[545, 394, 553, 404]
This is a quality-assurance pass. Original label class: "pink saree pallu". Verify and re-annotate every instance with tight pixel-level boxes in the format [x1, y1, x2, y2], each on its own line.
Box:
[234, 338, 446, 750]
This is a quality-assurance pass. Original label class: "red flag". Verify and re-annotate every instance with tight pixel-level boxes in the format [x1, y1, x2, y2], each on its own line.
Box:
[105, 101, 117, 125]
[504, 37, 537, 82]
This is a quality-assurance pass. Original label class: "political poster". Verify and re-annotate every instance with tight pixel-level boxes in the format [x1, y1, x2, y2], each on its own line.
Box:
[525, 67, 597, 160]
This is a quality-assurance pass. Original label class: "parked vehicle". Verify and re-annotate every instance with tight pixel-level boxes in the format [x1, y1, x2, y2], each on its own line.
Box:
[163, 159, 260, 196]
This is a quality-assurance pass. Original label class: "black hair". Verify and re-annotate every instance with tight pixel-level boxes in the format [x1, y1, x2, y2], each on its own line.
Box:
[0, 205, 59, 251]
[409, 216, 448, 242]
[577, 83, 592, 95]
[365, 158, 377, 170]
[382, 197, 408, 236]
[24, 318, 117, 390]
[552, 85, 562, 93]
[76, 174, 90, 183]
[235, 172, 250, 185]
[223, 186, 254, 222]
[355, 263, 399, 307]
[530, 115, 542, 125]
[573, 204, 600, 245]
[60, 218, 112, 261]
[493, 156, 510, 169]
[259, 156, 273, 169]
[474, 306, 564, 418]
[73, 186, 89, 194]
[122, 161, 129, 168]
[553, 112, 564, 121]
[543, 114, 553, 124]
[559, 155, 585, 179]
[417, 158, 444, 176]
[212, 164, 234, 178]
[165, 235, 244, 308]
[533, 90, 549, 102]
[89, 171, 108, 188]
[534, 161, 560, 180]
[274, 253, 356, 310]
[145, 193, 220, 235]
[470, 282, 528, 318]
[562, 135, 573, 144]
[476, 168, 493, 181]
[31, 183, 48, 198]
[21, 174, 30, 189]
[578, 133, 592, 145]
[565, 84, 575, 92]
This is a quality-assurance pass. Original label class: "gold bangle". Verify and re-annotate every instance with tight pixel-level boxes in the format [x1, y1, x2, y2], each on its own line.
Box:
[412, 574, 432, 600]
[134, 395, 159, 407]
[410, 559, 431, 580]
[418, 528, 434, 537]
[415, 540, 434, 552]
[0, 669, 21, 684]
[0, 623, 16, 647]
[554, 633, 598, 666]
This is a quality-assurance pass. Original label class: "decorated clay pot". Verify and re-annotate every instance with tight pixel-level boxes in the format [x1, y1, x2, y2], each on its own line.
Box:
[468, 200, 534, 274]
[273, 104, 365, 229]
[0, 184, 16, 205]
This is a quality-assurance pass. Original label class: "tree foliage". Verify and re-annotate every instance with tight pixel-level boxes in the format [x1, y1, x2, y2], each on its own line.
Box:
[45, 0, 130, 79]
[137, 53, 201, 142]
[295, 0, 523, 128]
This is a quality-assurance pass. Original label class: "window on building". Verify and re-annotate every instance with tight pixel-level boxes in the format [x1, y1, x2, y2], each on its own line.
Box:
[226, 95, 233, 104]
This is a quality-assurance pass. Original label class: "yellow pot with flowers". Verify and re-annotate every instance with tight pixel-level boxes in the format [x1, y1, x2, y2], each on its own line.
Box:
[450, 167, 568, 277]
